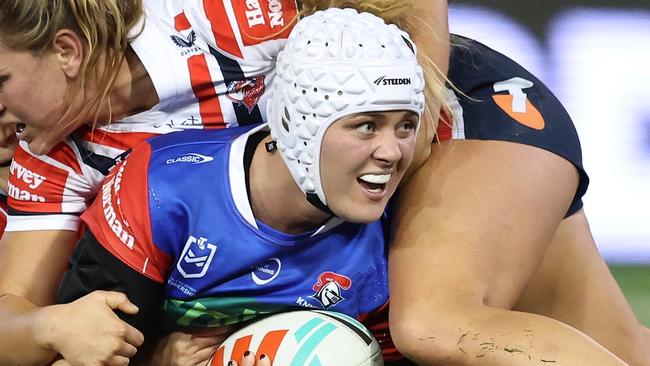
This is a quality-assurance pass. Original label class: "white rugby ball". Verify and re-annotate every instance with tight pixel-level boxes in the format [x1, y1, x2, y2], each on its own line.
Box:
[208, 310, 383, 366]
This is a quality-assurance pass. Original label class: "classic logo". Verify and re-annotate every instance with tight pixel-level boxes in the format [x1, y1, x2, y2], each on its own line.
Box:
[177, 235, 217, 279]
[165, 153, 214, 165]
[251, 257, 282, 285]
[226, 75, 266, 113]
[373, 76, 412, 86]
[492, 77, 545, 130]
[310, 271, 352, 309]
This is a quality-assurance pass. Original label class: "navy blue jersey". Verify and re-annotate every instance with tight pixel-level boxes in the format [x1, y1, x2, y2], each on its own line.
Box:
[438, 35, 589, 216]
[66, 125, 398, 357]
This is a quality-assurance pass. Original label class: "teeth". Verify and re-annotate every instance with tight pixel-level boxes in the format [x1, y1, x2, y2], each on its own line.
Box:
[359, 174, 391, 184]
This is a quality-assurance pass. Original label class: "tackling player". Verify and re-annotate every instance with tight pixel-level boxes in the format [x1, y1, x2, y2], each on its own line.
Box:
[58, 8, 424, 365]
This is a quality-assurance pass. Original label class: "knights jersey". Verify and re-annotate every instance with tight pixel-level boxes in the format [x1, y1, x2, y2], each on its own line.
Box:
[6, 0, 299, 232]
[74, 125, 396, 358]
[438, 35, 589, 216]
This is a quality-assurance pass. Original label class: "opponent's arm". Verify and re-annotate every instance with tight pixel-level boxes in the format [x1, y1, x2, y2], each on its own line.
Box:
[0, 230, 76, 365]
[0, 230, 142, 366]
[389, 140, 629, 365]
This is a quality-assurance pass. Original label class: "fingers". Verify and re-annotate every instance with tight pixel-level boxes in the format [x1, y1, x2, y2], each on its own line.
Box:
[257, 354, 271, 366]
[229, 351, 271, 366]
[101, 291, 140, 315]
[122, 323, 145, 348]
[96, 291, 145, 347]
[105, 355, 132, 366]
[190, 345, 220, 366]
[115, 340, 139, 358]
[50, 359, 72, 366]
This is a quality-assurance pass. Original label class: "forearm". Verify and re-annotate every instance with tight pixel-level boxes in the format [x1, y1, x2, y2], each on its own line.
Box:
[0, 294, 58, 365]
[394, 302, 629, 366]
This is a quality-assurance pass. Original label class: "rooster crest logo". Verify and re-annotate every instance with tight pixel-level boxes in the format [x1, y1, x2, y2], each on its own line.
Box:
[226, 76, 266, 113]
[170, 30, 197, 48]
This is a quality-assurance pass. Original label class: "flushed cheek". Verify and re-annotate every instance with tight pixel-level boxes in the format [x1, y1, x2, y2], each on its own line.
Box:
[397, 141, 416, 166]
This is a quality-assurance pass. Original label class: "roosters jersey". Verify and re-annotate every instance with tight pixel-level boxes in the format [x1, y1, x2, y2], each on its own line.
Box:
[64, 125, 397, 358]
[6, 0, 299, 231]
[438, 35, 589, 216]
[0, 195, 7, 234]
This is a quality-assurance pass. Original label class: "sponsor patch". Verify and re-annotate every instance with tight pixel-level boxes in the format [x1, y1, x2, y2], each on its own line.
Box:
[492, 77, 545, 130]
[101, 162, 135, 249]
[251, 257, 281, 285]
[7, 146, 70, 213]
[373, 76, 412, 86]
[165, 153, 215, 165]
[232, 0, 298, 46]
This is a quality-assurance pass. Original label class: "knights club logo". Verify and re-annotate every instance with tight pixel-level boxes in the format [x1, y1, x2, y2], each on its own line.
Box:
[311, 271, 352, 309]
[226, 75, 266, 113]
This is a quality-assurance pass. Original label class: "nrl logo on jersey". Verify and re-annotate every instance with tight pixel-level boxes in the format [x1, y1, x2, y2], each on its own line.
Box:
[170, 30, 200, 56]
[310, 271, 352, 309]
[226, 75, 266, 113]
[177, 235, 217, 279]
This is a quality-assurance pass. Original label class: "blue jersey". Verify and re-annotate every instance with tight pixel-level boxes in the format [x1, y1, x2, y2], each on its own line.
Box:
[79, 125, 389, 329]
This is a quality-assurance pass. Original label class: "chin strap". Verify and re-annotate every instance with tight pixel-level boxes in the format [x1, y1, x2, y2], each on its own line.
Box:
[306, 193, 335, 217]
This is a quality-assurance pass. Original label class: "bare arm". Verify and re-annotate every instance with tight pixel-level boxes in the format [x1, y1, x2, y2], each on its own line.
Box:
[0, 230, 77, 365]
[389, 140, 628, 365]
[0, 230, 142, 366]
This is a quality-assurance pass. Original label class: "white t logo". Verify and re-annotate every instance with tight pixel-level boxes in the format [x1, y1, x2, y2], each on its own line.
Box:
[493, 77, 534, 113]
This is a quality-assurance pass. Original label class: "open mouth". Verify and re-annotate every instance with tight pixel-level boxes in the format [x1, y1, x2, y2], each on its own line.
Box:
[358, 173, 391, 193]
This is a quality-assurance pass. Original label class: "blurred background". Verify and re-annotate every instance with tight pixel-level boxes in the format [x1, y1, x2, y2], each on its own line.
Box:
[448, 0, 649, 324]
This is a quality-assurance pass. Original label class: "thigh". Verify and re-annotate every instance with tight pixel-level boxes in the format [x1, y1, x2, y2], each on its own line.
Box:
[514, 210, 650, 365]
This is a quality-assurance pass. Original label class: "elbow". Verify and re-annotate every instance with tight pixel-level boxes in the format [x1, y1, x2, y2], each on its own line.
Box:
[390, 311, 469, 365]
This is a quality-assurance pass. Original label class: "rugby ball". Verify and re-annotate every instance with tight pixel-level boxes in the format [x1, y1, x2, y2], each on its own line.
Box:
[208, 310, 383, 366]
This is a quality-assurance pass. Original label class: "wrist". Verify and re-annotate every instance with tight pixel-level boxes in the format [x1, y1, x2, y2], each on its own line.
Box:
[32, 304, 63, 353]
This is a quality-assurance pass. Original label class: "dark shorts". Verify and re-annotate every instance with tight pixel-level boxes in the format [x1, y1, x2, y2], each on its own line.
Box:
[437, 35, 589, 217]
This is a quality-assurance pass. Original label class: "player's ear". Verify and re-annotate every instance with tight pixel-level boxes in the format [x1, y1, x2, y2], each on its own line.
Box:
[51, 29, 84, 78]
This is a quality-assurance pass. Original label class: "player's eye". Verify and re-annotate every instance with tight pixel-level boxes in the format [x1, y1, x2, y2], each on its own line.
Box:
[356, 122, 375, 134]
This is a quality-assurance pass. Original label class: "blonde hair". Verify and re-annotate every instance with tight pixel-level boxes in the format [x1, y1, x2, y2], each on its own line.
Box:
[299, 0, 450, 134]
[0, 0, 144, 129]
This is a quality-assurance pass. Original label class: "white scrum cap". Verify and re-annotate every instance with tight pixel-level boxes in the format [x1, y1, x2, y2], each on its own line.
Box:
[267, 7, 425, 206]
